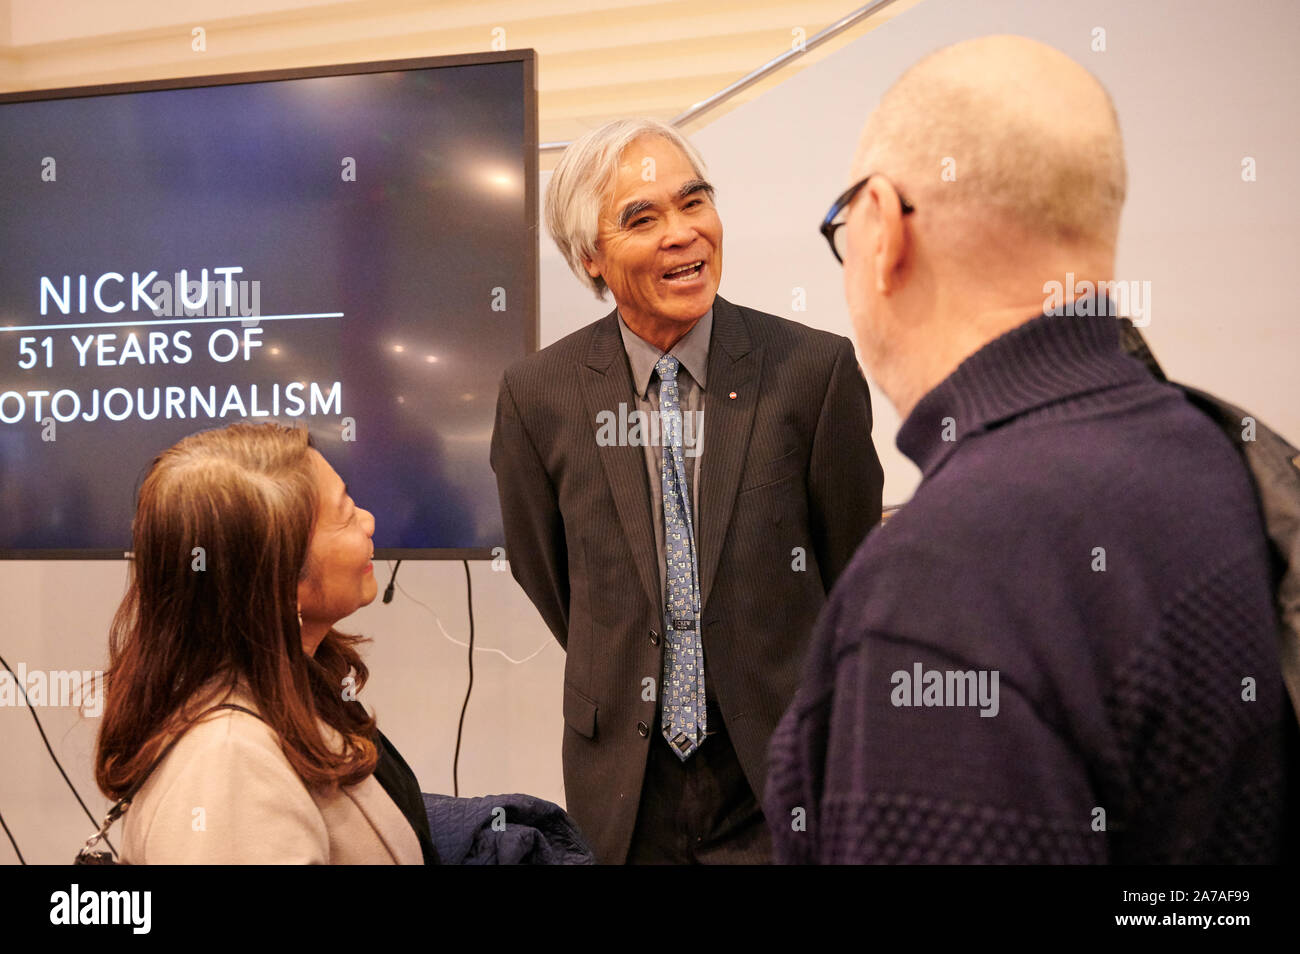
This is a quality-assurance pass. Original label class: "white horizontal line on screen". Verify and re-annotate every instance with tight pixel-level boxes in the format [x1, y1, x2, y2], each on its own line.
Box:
[0, 312, 345, 333]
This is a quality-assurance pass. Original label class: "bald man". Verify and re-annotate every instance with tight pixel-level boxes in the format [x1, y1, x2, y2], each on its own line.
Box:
[765, 36, 1295, 863]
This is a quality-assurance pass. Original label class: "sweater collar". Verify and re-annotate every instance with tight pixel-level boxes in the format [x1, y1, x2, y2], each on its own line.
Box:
[897, 312, 1152, 476]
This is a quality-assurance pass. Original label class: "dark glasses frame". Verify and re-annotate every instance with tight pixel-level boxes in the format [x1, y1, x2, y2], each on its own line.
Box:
[820, 174, 915, 265]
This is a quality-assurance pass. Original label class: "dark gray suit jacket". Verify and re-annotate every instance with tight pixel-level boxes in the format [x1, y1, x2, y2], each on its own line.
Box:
[490, 294, 883, 863]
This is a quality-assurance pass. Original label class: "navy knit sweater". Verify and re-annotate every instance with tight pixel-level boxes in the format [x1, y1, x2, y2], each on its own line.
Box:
[765, 312, 1293, 863]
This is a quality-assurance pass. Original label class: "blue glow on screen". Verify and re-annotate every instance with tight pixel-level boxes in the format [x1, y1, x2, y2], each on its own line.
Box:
[0, 61, 533, 554]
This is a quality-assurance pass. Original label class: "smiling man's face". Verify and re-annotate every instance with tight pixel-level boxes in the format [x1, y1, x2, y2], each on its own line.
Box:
[583, 135, 723, 346]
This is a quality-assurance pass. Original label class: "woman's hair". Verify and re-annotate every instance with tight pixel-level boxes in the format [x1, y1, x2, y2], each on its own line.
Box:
[95, 421, 378, 799]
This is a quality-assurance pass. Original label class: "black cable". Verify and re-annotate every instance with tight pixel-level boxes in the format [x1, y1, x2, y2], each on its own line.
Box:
[382, 559, 402, 604]
[0, 651, 115, 857]
[451, 560, 475, 798]
[0, 809, 26, 865]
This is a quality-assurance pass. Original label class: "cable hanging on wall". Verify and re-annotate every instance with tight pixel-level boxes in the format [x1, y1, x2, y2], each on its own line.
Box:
[0, 650, 112, 863]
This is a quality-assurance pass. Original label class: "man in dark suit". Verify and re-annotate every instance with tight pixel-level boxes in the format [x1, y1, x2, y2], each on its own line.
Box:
[491, 118, 883, 864]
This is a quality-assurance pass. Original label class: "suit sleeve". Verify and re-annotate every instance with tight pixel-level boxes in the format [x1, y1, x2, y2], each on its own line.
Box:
[133, 717, 329, 864]
[490, 371, 571, 649]
[806, 336, 884, 593]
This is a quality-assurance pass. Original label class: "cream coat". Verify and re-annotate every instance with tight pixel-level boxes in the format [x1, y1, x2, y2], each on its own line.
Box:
[119, 683, 422, 864]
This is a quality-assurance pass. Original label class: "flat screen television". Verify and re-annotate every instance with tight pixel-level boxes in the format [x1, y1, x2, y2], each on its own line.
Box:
[0, 50, 538, 559]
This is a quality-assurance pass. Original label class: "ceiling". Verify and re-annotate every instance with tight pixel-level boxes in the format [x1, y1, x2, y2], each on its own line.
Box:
[0, 0, 921, 165]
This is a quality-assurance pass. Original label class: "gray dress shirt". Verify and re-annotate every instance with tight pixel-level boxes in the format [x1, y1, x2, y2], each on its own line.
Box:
[616, 308, 711, 607]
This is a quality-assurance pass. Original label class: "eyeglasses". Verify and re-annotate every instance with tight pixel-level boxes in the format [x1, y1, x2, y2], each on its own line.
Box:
[820, 173, 915, 265]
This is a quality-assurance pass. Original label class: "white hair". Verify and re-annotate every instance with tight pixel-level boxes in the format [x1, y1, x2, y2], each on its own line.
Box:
[545, 118, 711, 298]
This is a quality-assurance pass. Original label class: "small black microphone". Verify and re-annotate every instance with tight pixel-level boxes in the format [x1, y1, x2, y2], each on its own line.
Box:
[383, 559, 402, 603]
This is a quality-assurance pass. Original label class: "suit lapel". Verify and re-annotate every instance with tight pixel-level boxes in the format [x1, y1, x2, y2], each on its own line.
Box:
[341, 775, 423, 864]
[315, 717, 421, 863]
[578, 297, 761, 615]
[697, 296, 759, 610]
[579, 309, 662, 610]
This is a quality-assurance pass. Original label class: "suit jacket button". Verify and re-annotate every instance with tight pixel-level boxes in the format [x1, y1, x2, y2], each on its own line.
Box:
[637, 721, 649, 737]
[649, 630, 660, 645]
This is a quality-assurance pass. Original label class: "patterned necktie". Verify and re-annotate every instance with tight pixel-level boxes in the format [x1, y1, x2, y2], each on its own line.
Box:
[655, 354, 706, 760]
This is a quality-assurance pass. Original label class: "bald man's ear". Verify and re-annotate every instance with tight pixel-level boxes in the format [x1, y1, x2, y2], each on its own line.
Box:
[867, 177, 909, 295]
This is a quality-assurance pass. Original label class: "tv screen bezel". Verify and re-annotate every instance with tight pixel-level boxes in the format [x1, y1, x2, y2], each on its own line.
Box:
[0, 49, 539, 562]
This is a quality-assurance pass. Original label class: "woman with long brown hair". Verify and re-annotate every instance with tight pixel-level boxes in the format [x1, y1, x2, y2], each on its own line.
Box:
[93, 421, 436, 863]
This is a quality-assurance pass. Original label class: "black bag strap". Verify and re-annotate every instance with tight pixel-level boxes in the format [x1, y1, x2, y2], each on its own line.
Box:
[76, 702, 264, 862]
[1117, 317, 1167, 381]
[1118, 318, 1300, 728]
